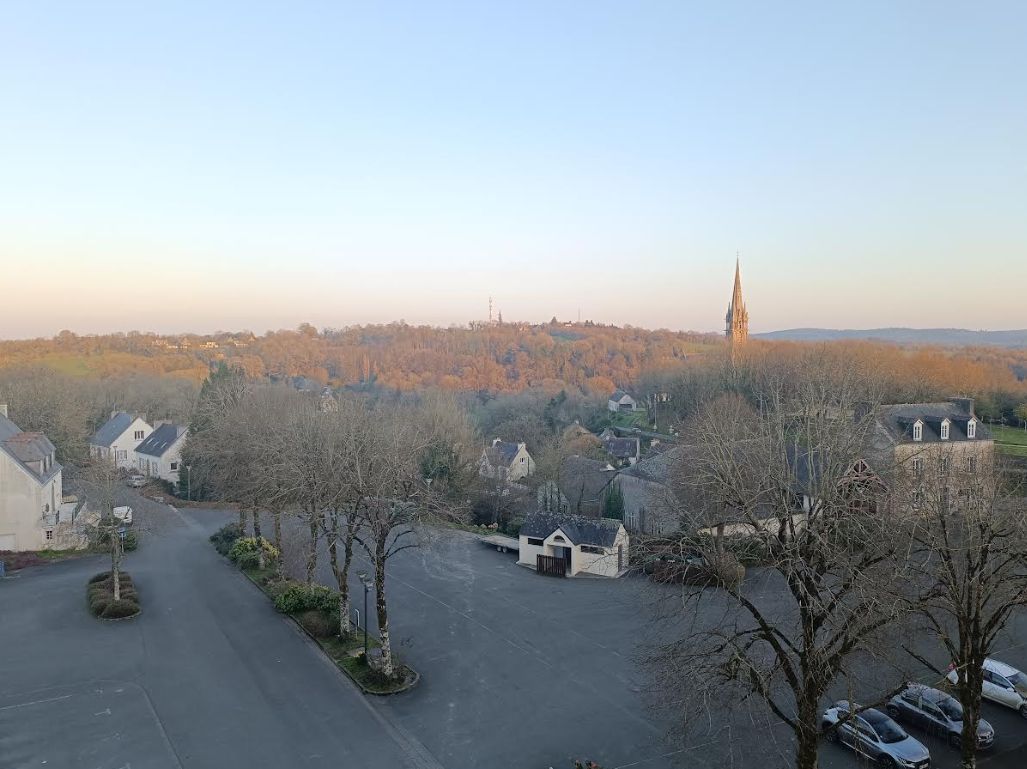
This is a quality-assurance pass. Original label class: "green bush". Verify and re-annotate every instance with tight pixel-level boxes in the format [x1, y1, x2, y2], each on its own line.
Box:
[296, 609, 337, 638]
[94, 527, 139, 552]
[88, 571, 111, 584]
[273, 582, 338, 615]
[100, 598, 140, 619]
[209, 523, 244, 556]
[228, 537, 279, 566]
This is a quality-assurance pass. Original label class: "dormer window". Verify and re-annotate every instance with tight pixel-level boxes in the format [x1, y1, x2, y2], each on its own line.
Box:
[912, 421, 923, 442]
[940, 419, 950, 440]
[967, 419, 977, 439]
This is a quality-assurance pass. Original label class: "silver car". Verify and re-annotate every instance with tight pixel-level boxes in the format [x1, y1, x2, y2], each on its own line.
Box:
[887, 683, 994, 750]
[823, 701, 930, 769]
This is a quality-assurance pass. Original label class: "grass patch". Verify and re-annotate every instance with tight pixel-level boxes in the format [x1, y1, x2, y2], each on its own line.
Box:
[992, 425, 1027, 456]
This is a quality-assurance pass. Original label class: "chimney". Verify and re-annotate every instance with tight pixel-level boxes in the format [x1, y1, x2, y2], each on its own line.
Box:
[0, 404, 7, 418]
[492, 437, 502, 446]
[950, 397, 974, 416]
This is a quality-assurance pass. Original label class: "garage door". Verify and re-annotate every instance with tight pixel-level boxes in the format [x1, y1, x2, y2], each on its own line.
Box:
[0, 533, 16, 551]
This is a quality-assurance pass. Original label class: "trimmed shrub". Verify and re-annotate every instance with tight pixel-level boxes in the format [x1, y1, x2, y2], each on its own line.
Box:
[228, 537, 279, 567]
[100, 599, 140, 619]
[209, 523, 244, 556]
[88, 571, 111, 584]
[296, 609, 336, 638]
[273, 582, 338, 615]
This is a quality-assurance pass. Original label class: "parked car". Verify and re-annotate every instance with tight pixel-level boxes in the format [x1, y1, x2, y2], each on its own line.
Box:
[946, 658, 1027, 718]
[823, 701, 930, 769]
[887, 683, 994, 750]
[126, 474, 146, 488]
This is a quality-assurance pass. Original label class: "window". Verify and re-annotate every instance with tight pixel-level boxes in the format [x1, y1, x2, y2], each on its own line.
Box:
[912, 457, 924, 477]
[170, 462, 178, 471]
[581, 545, 605, 555]
[44, 503, 49, 513]
[940, 456, 950, 473]
[967, 456, 978, 473]
[520, 457, 525, 463]
[45, 529, 53, 541]
[940, 421, 950, 440]
[913, 489, 924, 507]
[527, 537, 544, 547]
[913, 422, 923, 441]
[967, 420, 977, 439]
[116, 449, 127, 461]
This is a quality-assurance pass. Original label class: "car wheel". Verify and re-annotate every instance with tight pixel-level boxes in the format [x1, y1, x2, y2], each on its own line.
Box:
[948, 732, 962, 749]
[823, 723, 837, 743]
[879, 756, 896, 769]
[1019, 704, 1027, 720]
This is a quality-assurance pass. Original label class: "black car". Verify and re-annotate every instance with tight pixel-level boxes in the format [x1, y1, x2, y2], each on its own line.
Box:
[887, 683, 995, 750]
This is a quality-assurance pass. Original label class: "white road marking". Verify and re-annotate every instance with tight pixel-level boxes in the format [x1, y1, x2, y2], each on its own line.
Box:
[0, 694, 73, 711]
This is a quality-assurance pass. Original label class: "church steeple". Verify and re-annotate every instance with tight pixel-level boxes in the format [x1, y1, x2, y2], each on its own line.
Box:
[725, 257, 749, 345]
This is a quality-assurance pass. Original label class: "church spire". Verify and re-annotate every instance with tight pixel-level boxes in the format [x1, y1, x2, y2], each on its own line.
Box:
[725, 256, 749, 346]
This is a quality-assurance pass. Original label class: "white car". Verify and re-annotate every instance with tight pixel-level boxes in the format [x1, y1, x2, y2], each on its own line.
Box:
[113, 506, 133, 525]
[126, 474, 146, 488]
[947, 658, 1027, 718]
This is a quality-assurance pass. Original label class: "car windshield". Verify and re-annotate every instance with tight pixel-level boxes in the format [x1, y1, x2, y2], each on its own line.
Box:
[864, 710, 907, 744]
[1006, 671, 1027, 688]
[937, 697, 962, 720]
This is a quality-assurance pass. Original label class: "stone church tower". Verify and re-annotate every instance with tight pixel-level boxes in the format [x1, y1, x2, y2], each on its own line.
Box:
[725, 258, 748, 345]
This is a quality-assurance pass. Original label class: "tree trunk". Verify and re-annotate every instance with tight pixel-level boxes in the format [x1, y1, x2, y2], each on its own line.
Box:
[305, 512, 319, 584]
[252, 509, 265, 569]
[374, 538, 395, 679]
[957, 660, 985, 769]
[238, 507, 246, 531]
[272, 509, 283, 552]
[338, 522, 357, 637]
[794, 697, 821, 769]
[110, 524, 122, 601]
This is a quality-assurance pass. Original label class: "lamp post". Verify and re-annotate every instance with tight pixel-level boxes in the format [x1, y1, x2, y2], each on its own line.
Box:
[186, 465, 192, 501]
[357, 571, 371, 657]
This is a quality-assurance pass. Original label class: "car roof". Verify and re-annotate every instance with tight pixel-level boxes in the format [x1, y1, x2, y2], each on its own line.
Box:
[985, 658, 1021, 677]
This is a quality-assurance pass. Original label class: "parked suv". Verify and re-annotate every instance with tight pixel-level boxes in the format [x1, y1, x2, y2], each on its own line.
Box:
[823, 701, 930, 769]
[887, 683, 994, 750]
[946, 658, 1027, 718]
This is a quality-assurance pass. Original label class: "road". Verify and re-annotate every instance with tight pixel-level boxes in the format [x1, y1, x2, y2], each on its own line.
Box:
[0, 496, 440, 769]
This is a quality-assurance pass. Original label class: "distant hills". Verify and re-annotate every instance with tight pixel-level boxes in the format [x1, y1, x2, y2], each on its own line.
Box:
[755, 328, 1027, 348]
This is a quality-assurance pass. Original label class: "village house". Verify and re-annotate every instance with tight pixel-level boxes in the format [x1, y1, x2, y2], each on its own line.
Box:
[479, 438, 535, 482]
[134, 423, 189, 488]
[518, 511, 629, 578]
[89, 411, 152, 469]
[0, 405, 76, 552]
[598, 427, 640, 466]
[607, 389, 639, 413]
[558, 455, 617, 517]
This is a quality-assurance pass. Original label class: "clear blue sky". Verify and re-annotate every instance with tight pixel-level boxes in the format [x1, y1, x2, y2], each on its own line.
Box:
[2, 1, 1025, 338]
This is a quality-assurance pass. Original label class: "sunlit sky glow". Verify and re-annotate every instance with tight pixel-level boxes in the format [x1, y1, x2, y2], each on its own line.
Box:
[2, 2, 1025, 339]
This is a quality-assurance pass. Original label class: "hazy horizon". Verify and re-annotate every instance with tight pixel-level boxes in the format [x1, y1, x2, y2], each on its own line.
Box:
[3, 2, 1025, 339]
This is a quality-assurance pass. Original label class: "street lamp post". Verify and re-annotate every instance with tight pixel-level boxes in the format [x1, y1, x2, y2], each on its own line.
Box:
[358, 572, 371, 658]
[186, 465, 192, 501]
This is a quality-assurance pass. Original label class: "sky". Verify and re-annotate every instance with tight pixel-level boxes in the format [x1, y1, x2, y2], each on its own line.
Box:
[2, 2, 1026, 339]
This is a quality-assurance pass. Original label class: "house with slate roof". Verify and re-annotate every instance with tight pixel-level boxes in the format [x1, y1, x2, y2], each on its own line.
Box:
[598, 428, 640, 466]
[479, 438, 535, 482]
[518, 511, 629, 577]
[89, 411, 153, 469]
[0, 404, 72, 551]
[607, 389, 639, 413]
[134, 423, 189, 487]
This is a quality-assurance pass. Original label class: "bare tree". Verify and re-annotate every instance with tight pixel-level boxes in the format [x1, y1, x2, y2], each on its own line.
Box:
[650, 362, 909, 769]
[81, 458, 125, 599]
[903, 450, 1027, 769]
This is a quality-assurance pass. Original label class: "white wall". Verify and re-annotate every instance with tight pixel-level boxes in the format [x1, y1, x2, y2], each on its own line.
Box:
[93, 417, 152, 469]
[135, 431, 188, 486]
[0, 454, 64, 552]
[518, 535, 546, 567]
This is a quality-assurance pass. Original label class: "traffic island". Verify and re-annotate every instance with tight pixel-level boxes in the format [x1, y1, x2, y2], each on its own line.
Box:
[86, 571, 141, 621]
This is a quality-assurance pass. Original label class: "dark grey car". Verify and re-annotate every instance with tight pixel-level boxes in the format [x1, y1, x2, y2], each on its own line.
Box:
[823, 701, 930, 769]
[887, 684, 995, 750]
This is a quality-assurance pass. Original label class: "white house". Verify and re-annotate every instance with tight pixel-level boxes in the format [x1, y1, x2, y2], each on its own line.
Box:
[89, 411, 152, 469]
[479, 438, 535, 482]
[0, 405, 74, 552]
[518, 511, 629, 578]
[134, 423, 188, 487]
[607, 389, 638, 413]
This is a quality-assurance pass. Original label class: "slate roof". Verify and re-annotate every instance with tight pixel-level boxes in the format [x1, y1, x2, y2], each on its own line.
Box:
[135, 424, 187, 457]
[877, 402, 990, 445]
[609, 389, 634, 402]
[520, 511, 623, 548]
[484, 439, 522, 468]
[0, 413, 61, 485]
[90, 412, 136, 447]
[559, 455, 617, 511]
[603, 436, 639, 460]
